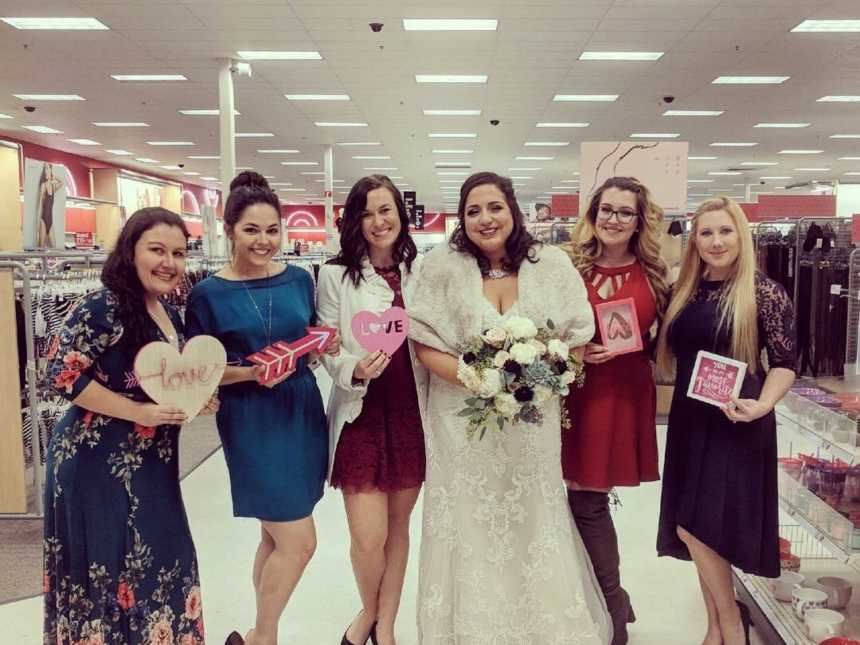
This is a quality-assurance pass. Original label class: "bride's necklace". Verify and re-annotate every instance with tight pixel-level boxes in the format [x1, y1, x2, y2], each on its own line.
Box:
[485, 268, 511, 280]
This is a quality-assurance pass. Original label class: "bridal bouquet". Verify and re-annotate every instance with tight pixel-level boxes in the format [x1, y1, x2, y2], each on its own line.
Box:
[457, 315, 585, 439]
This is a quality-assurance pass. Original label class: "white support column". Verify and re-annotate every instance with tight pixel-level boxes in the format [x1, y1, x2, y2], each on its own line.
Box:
[745, 183, 753, 203]
[324, 144, 337, 252]
[218, 58, 237, 213]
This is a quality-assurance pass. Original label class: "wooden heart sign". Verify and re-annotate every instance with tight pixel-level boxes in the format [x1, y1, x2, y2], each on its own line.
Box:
[134, 335, 227, 423]
[247, 326, 337, 384]
[351, 306, 409, 356]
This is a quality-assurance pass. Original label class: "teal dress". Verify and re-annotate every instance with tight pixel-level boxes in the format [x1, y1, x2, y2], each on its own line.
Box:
[185, 265, 327, 521]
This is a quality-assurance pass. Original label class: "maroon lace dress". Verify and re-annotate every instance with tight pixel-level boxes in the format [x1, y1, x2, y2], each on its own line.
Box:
[330, 267, 426, 492]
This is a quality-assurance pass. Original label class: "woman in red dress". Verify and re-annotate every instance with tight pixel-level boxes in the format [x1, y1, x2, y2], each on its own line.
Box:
[562, 176, 670, 645]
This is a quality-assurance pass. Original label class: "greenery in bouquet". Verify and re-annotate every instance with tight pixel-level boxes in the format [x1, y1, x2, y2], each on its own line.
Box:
[456, 315, 585, 439]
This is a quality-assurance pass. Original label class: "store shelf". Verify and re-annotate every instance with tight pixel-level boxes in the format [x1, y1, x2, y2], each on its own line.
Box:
[777, 395, 859, 464]
[735, 570, 811, 645]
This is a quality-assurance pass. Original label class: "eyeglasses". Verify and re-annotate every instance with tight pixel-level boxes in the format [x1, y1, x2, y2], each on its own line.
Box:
[596, 204, 637, 224]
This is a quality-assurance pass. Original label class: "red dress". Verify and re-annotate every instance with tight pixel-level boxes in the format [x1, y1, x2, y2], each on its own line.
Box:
[330, 267, 426, 493]
[562, 261, 660, 489]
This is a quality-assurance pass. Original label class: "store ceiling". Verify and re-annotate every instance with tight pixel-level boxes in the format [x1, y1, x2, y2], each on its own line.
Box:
[0, 0, 859, 212]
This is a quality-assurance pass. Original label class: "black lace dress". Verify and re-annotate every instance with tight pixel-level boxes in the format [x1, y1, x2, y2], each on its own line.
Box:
[657, 273, 796, 577]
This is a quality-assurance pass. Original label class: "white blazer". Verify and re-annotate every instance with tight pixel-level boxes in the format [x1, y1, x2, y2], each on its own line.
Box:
[316, 255, 429, 480]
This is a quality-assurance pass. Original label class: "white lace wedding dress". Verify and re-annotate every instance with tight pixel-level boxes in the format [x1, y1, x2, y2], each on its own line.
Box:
[417, 300, 613, 645]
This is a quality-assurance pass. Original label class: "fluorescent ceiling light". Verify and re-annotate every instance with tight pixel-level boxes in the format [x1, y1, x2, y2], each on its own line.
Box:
[415, 75, 488, 83]
[439, 179, 461, 183]
[111, 74, 187, 81]
[560, 179, 579, 183]
[536, 122, 589, 128]
[630, 133, 679, 138]
[301, 172, 325, 175]
[794, 167, 830, 171]
[364, 167, 397, 170]
[388, 176, 405, 179]
[740, 162, 779, 166]
[188, 155, 219, 160]
[712, 76, 789, 84]
[353, 155, 391, 159]
[161, 165, 182, 170]
[760, 176, 792, 179]
[792, 20, 860, 32]
[779, 149, 822, 154]
[93, 122, 149, 127]
[689, 156, 718, 160]
[845, 172, 860, 176]
[580, 51, 663, 61]
[238, 51, 322, 60]
[428, 133, 478, 138]
[524, 141, 569, 146]
[818, 96, 860, 102]
[0, 113, 11, 119]
[285, 94, 350, 101]
[107, 149, 133, 156]
[22, 125, 62, 134]
[516, 156, 555, 160]
[423, 109, 482, 116]
[270, 182, 293, 186]
[754, 123, 810, 128]
[135, 158, 159, 163]
[182, 172, 200, 176]
[315, 179, 345, 182]
[280, 188, 308, 192]
[201, 176, 218, 181]
[688, 179, 715, 183]
[282, 162, 319, 166]
[433, 149, 473, 154]
[179, 109, 240, 116]
[710, 142, 758, 147]
[708, 171, 742, 176]
[403, 19, 497, 31]
[830, 134, 860, 139]
[663, 110, 724, 116]
[147, 141, 194, 146]
[257, 149, 299, 154]
[14, 94, 84, 101]
[840, 157, 860, 160]
[553, 94, 618, 102]
[2, 17, 108, 30]
[509, 167, 542, 170]
[336, 142, 381, 146]
[315, 122, 368, 127]
[236, 132, 274, 138]
[510, 176, 532, 179]
[69, 138, 100, 145]
[435, 162, 471, 167]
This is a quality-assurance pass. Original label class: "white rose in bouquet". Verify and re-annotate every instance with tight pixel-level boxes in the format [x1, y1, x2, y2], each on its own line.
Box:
[560, 369, 578, 387]
[502, 316, 538, 340]
[457, 358, 483, 391]
[533, 385, 554, 405]
[529, 339, 547, 355]
[509, 342, 538, 365]
[493, 350, 511, 369]
[547, 339, 570, 360]
[494, 392, 521, 419]
[482, 327, 508, 347]
[478, 369, 504, 398]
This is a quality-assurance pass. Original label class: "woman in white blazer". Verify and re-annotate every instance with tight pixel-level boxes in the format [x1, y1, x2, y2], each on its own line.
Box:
[316, 175, 428, 645]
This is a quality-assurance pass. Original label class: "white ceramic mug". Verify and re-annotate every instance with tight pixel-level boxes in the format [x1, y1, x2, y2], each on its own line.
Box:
[805, 607, 845, 641]
[815, 576, 853, 610]
[772, 571, 805, 602]
[793, 587, 828, 619]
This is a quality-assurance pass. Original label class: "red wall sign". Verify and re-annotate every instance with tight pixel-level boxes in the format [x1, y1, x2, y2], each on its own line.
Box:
[552, 194, 580, 218]
[756, 194, 836, 219]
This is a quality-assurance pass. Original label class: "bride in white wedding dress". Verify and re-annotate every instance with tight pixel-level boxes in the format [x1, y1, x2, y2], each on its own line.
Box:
[408, 172, 612, 645]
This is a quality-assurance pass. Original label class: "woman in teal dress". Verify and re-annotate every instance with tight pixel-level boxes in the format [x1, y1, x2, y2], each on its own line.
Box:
[43, 207, 214, 645]
[185, 172, 339, 645]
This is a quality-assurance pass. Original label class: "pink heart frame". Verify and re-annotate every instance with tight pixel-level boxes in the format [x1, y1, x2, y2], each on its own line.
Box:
[351, 306, 410, 356]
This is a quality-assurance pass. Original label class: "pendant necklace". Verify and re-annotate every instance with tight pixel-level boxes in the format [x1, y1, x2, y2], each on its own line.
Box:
[241, 269, 273, 347]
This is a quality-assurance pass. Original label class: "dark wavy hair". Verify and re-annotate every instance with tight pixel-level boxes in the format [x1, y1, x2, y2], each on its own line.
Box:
[327, 175, 417, 286]
[101, 207, 189, 352]
[449, 171, 540, 273]
[224, 170, 281, 233]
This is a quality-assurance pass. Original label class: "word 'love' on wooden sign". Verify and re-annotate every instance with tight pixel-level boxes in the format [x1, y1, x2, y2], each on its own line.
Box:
[134, 335, 227, 423]
[351, 306, 410, 356]
[247, 326, 337, 384]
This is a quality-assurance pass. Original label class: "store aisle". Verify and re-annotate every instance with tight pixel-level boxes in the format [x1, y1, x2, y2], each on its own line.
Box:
[1, 369, 763, 644]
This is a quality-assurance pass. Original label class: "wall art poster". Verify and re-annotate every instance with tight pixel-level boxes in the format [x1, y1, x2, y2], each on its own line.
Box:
[23, 159, 68, 249]
[687, 350, 747, 408]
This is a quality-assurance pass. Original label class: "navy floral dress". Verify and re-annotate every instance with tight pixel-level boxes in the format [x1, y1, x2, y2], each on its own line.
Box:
[43, 288, 205, 645]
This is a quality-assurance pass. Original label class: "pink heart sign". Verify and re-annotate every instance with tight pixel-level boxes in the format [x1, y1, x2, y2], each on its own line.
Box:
[351, 306, 410, 356]
[134, 335, 227, 423]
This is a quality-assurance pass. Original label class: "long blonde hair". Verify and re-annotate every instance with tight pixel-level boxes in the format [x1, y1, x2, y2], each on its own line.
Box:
[656, 196, 759, 379]
[564, 176, 670, 317]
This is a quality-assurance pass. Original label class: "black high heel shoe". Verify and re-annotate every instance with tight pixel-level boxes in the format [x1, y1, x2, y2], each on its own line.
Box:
[737, 600, 752, 645]
[370, 622, 379, 645]
[341, 620, 375, 645]
[225, 632, 245, 645]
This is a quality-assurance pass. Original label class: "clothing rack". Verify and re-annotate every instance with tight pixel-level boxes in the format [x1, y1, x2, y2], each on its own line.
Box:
[751, 221, 797, 301]
[846, 248, 860, 379]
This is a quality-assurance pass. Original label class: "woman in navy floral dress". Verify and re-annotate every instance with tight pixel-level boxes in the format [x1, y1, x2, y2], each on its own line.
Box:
[43, 207, 216, 645]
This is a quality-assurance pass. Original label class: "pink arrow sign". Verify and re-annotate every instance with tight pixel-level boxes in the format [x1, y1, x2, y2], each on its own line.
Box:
[247, 326, 336, 384]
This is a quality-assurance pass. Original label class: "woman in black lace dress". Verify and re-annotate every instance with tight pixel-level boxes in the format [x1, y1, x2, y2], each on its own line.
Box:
[655, 197, 796, 645]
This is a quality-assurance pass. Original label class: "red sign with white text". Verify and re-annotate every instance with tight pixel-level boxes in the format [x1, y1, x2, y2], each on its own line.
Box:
[756, 194, 836, 219]
[687, 351, 747, 408]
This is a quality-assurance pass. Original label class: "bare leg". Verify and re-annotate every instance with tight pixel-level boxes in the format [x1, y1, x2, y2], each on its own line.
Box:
[677, 527, 743, 645]
[698, 571, 723, 645]
[246, 517, 317, 645]
[344, 490, 389, 643]
[253, 525, 276, 606]
[375, 486, 421, 645]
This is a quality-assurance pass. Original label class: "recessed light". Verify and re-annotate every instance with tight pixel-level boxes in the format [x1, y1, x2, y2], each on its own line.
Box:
[285, 94, 350, 101]
[111, 74, 187, 82]
[423, 109, 482, 116]
[535, 122, 590, 128]
[794, 167, 831, 171]
[663, 110, 724, 116]
[740, 162, 779, 166]
[830, 134, 860, 139]
[236, 132, 275, 138]
[553, 94, 618, 102]
[14, 94, 85, 101]
[336, 142, 381, 146]
[179, 109, 240, 116]
[516, 156, 555, 160]
[353, 155, 391, 160]
[188, 155, 219, 160]
[818, 96, 860, 102]
[403, 18, 497, 30]
[237, 51, 322, 60]
[524, 141, 570, 146]
[147, 141, 195, 146]
[315, 122, 368, 127]
[630, 133, 680, 138]
[415, 75, 488, 84]
[754, 123, 810, 128]
[792, 20, 860, 32]
[712, 76, 789, 84]
[282, 161, 319, 166]
[22, 125, 62, 134]
[2, 17, 108, 30]
[580, 51, 663, 61]
[135, 158, 159, 163]
[689, 156, 718, 160]
[428, 133, 478, 138]
[710, 142, 758, 147]
[433, 149, 473, 154]
[69, 138, 100, 146]
[107, 149, 133, 156]
[708, 171, 743, 176]
[779, 149, 823, 154]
